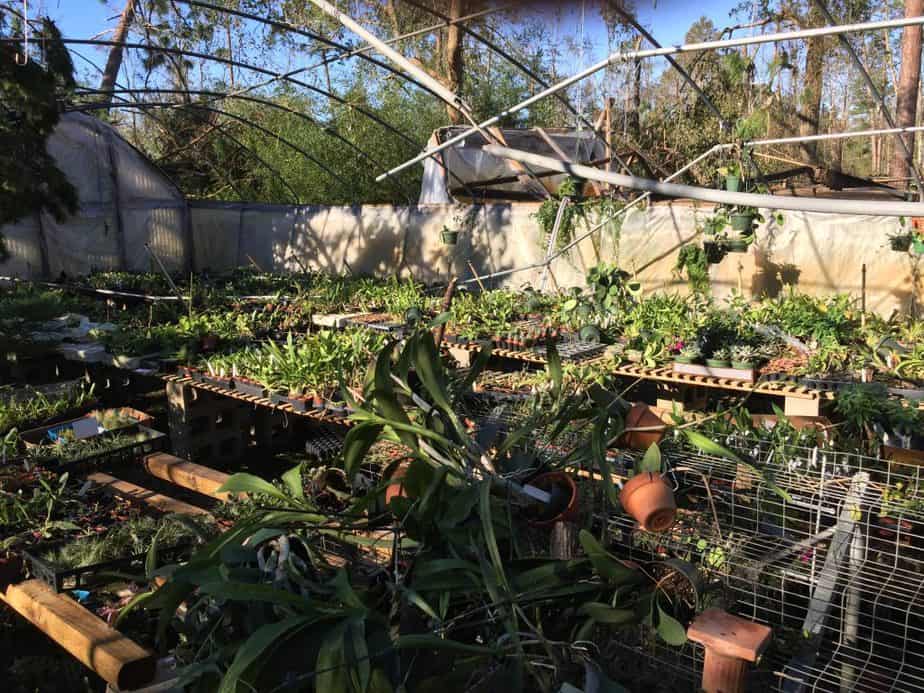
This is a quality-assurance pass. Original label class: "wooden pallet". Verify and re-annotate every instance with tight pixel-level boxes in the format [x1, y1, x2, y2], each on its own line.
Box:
[87, 471, 212, 516]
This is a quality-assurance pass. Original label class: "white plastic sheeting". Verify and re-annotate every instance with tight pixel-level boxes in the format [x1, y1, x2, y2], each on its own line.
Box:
[418, 127, 606, 203]
[0, 112, 189, 278]
[181, 200, 922, 316]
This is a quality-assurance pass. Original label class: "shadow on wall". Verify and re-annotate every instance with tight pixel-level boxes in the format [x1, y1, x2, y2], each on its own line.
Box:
[752, 247, 802, 298]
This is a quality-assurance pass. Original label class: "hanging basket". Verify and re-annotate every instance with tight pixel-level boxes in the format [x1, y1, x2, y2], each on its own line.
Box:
[730, 213, 755, 232]
[440, 229, 460, 245]
[725, 174, 740, 192]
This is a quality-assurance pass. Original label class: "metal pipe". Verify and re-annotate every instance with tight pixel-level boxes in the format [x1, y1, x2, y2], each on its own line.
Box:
[74, 87, 415, 203]
[605, 2, 725, 126]
[747, 125, 924, 147]
[306, 0, 470, 115]
[482, 143, 924, 216]
[377, 13, 924, 182]
[68, 101, 352, 193]
[458, 144, 728, 287]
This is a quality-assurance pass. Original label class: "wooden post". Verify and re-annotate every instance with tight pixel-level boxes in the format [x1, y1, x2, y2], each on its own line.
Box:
[687, 609, 772, 693]
[142, 452, 233, 500]
[861, 262, 867, 327]
[434, 277, 457, 346]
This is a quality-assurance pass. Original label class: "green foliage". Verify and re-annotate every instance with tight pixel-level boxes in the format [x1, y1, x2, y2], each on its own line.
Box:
[674, 245, 711, 294]
[0, 19, 78, 259]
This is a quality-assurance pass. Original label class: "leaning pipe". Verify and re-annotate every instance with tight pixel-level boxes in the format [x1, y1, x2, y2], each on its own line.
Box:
[378, 13, 924, 182]
[481, 144, 924, 217]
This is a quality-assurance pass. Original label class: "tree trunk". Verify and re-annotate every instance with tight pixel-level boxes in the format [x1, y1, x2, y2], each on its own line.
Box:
[98, 0, 136, 103]
[444, 0, 465, 124]
[891, 0, 924, 183]
[798, 3, 826, 164]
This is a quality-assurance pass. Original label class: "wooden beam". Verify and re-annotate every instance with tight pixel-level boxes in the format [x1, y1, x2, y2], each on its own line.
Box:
[143, 452, 233, 500]
[2, 580, 156, 690]
[87, 472, 211, 516]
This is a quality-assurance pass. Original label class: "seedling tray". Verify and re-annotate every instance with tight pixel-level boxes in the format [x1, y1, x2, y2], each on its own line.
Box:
[22, 537, 195, 593]
[537, 340, 606, 362]
[20, 407, 155, 449]
[38, 426, 167, 472]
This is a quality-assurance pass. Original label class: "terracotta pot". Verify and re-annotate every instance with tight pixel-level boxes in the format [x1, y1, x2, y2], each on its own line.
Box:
[618, 403, 668, 450]
[385, 461, 412, 505]
[619, 472, 677, 532]
[527, 471, 579, 527]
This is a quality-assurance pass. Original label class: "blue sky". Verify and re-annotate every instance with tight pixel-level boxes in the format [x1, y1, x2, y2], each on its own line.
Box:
[48, 0, 738, 65]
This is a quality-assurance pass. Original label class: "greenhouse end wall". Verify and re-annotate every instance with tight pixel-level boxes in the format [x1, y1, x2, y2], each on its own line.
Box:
[189, 200, 922, 316]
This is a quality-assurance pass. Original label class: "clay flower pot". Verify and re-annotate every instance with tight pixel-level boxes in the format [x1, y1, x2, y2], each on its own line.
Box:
[618, 403, 667, 451]
[385, 461, 412, 505]
[619, 472, 676, 532]
[527, 471, 579, 527]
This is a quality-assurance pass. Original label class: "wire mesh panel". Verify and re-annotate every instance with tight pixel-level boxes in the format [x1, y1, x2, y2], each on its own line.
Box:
[612, 441, 924, 692]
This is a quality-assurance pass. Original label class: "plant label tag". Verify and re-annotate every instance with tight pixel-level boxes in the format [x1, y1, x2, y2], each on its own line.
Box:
[71, 417, 100, 440]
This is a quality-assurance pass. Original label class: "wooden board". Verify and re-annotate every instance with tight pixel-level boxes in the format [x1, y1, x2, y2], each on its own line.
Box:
[672, 362, 757, 383]
[2, 580, 156, 689]
[142, 453, 233, 500]
[87, 472, 211, 516]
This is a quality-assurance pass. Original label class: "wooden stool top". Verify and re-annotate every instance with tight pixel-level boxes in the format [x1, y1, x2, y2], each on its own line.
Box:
[687, 609, 772, 662]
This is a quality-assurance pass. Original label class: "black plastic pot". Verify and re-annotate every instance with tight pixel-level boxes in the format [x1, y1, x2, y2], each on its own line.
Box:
[703, 241, 727, 264]
[725, 238, 751, 253]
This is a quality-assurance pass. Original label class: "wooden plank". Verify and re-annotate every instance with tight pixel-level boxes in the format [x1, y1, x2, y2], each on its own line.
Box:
[142, 453, 233, 500]
[2, 580, 156, 689]
[882, 445, 924, 468]
[672, 362, 757, 383]
[87, 472, 211, 516]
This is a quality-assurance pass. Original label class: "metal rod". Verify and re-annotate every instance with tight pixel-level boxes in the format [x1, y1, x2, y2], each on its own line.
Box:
[377, 14, 924, 182]
[143, 243, 186, 304]
[306, 0, 469, 114]
[746, 124, 924, 147]
[458, 144, 727, 287]
[482, 143, 924, 216]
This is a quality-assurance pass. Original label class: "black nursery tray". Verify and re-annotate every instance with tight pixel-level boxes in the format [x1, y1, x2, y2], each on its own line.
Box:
[536, 340, 606, 362]
[22, 537, 195, 593]
[38, 426, 168, 472]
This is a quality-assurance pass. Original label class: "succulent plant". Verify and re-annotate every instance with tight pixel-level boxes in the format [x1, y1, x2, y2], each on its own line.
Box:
[731, 344, 758, 364]
[679, 344, 702, 359]
[711, 347, 731, 362]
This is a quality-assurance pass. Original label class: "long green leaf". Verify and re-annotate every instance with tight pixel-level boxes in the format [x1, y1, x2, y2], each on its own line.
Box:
[218, 615, 313, 693]
[343, 422, 384, 478]
[638, 443, 662, 474]
[578, 530, 637, 585]
[217, 473, 290, 504]
[348, 618, 370, 693]
[394, 634, 497, 655]
[198, 581, 314, 608]
[656, 604, 687, 646]
[684, 430, 792, 502]
[316, 624, 348, 693]
[281, 465, 305, 501]
[578, 602, 637, 625]
[546, 343, 563, 400]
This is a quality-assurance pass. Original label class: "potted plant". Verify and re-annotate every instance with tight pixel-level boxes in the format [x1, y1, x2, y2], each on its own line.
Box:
[706, 347, 731, 368]
[619, 443, 677, 532]
[889, 229, 913, 252]
[730, 345, 758, 370]
[440, 225, 459, 245]
[913, 229, 924, 255]
[674, 344, 702, 364]
[526, 471, 579, 527]
[718, 163, 741, 192]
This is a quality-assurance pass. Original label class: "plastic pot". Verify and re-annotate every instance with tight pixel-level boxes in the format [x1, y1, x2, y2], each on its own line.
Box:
[891, 236, 913, 252]
[527, 471, 579, 526]
[706, 359, 730, 368]
[729, 213, 755, 232]
[724, 238, 750, 253]
[441, 229, 460, 245]
[619, 472, 677, 532]
[674, 356, 698, 364]
[913, 238, 924, 255]
[731, 361, 755, 371]
[578, 325, 602, 343]
[703, 241, 726, 264]
[618, 402, 667, 450]
[725, 174, 740, 192]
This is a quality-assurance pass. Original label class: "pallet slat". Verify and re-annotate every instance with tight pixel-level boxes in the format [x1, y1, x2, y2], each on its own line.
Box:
[142, 453, 233, 500]
[87, 472, 211, 516]
[2, 580, 156, 689]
